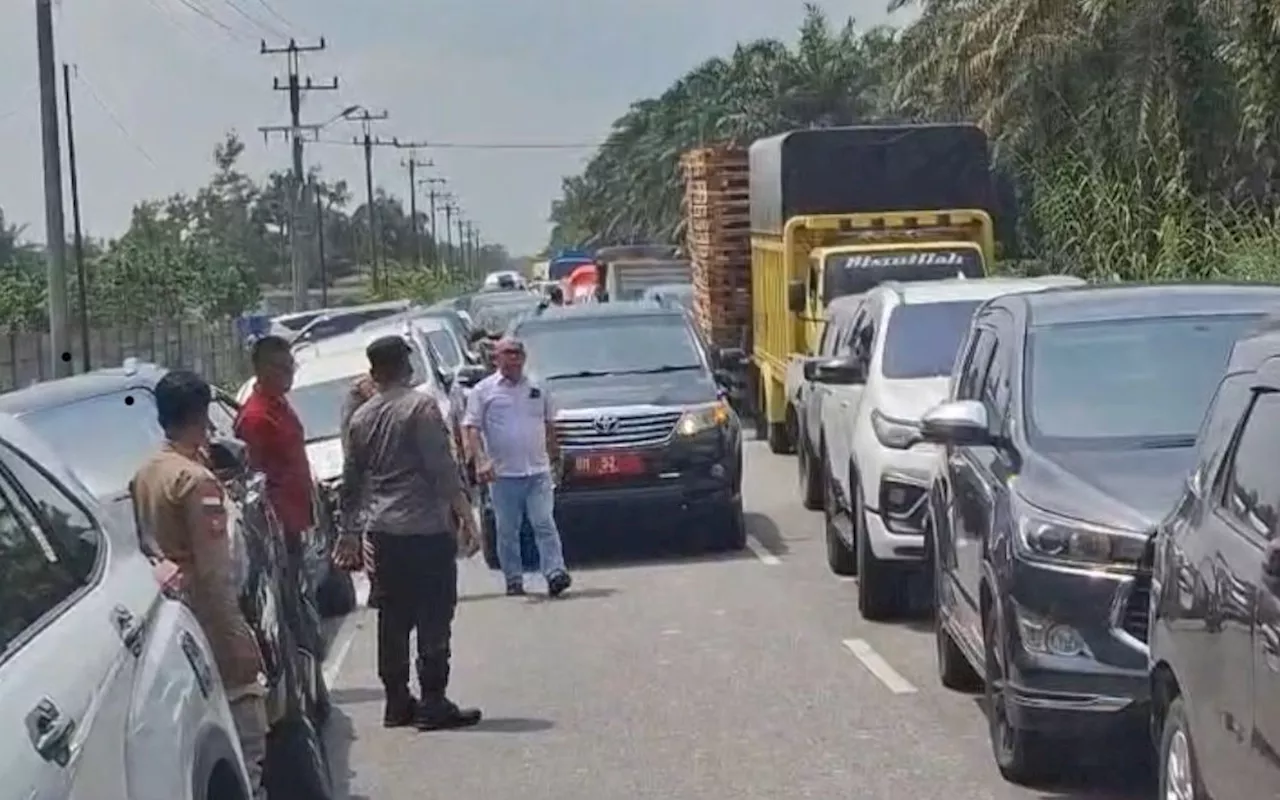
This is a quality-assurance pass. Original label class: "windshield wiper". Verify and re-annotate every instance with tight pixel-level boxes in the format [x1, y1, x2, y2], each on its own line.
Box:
[544, 365, 703, 380]
[620, 365, 704, 375]
[544, 370, 617, 379]
[1134, 436, 1197, 449]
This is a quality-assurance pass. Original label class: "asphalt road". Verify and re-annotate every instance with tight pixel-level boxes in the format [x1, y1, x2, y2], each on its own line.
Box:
[320, 442, 1153, 800]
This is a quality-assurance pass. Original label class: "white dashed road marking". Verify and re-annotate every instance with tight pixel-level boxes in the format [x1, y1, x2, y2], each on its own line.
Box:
[842, 638, 918, 694]
[322, 573, 370, 687]
[746, 535, 780, 564]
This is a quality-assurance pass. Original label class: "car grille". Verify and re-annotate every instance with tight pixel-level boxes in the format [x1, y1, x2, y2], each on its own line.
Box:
[556, 410, 683, 448]
[1120, 578, 1150, 643]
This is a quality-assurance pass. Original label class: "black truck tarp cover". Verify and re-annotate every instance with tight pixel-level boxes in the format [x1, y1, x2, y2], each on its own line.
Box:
[747, 124, 996, 234]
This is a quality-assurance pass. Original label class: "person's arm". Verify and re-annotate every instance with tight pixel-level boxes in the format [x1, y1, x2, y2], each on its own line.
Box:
[541, 386, 560, 465]
[461, 383, 490, 473]
[338, 413, 366, 532]
[414, 398, 474, 525]
[181, 472, 262, 687]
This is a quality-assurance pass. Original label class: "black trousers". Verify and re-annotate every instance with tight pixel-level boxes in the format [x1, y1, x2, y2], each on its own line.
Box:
[372, 532, 457, 703]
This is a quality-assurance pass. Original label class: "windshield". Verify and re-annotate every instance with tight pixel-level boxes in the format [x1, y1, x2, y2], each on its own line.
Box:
[20, 391, 165, 496]
[289, 377, 359, 443]
[520, 315, 705, 378]
[1025, 314, 1259, 447]
[823, 248, 984, 303]
[881, 300, 982, 379]
[472, 297, 539, 333]
[425, 328, 462, 368]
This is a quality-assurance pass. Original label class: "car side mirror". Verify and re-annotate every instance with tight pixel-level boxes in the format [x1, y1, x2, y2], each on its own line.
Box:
[1264, 540, 1280, 579]
[456, 364, 488, 388]
[207, 438, 249, 478]
[787, 280, 807, 313]
[715, 346, 748, 369]
[806, 357, 864, 384]
[919, 400, 993, 446]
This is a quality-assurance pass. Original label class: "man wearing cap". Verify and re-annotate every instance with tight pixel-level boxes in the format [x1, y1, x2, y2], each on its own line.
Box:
[337, 335, 482, 730]
[464, 336, 572, 597]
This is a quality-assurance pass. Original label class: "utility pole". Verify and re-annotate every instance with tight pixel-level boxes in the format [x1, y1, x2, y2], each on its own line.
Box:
[62, 63, 89, 372]
[398, 149, 432, 268]
[36, 0, 70, 377]
[455, 214, 467, 273]
[314, 184, 328, 308]
[441, 199, 456, 273]
[419, 176, 446, 272]
[340, 109, 397, 293]
[260, 37, 336, 312]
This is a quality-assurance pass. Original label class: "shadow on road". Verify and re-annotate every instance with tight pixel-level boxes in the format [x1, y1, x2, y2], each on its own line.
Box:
[525, 586, 618, 603]
[323, 706, 370, 800]
[329, 686, 384, 706]
[745, 512, 789, 556]
[451, 716, 555, 733]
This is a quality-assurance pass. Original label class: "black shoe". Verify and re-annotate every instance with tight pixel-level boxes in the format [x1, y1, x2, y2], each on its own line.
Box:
[547, 571, 572, 597]
[505, 580, 525, 596]
[416, 698, 482, 731]
[383, 695, 418, 728]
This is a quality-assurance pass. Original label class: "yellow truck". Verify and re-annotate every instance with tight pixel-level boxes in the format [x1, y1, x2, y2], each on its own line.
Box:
[747, 124, 997, 453]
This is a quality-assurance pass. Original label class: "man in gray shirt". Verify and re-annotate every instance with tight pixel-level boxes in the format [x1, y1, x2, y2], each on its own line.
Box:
[464, 336, 572, 597]
[338, 335, 482, 730]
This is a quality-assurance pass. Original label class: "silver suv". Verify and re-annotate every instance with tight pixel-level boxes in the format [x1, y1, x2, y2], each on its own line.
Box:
[0, 411, 252, 799]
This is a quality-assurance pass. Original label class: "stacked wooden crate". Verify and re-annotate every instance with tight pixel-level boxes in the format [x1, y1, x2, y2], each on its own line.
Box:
[680, 146, 750, 349]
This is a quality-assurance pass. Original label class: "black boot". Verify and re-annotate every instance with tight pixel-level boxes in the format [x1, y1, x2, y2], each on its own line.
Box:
[383, 691, 417, 728]
[416, 697, 482, 731]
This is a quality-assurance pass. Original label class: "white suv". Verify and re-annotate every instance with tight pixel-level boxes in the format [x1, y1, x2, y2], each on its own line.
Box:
[813, 276, 1083, 619]
[0, 411, 251, 799]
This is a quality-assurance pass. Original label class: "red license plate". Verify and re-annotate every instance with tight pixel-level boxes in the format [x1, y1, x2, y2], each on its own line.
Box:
[574, 452, 645, 477]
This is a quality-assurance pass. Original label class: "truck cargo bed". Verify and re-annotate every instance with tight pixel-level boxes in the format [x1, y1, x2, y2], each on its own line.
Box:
[748, 124, 995, 234]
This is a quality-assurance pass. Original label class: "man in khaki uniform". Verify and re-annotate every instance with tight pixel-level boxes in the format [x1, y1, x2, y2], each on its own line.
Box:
[132, 370, 267, 798]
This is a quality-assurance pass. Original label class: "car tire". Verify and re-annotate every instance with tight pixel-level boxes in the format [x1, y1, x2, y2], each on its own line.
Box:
[983, 601, 1058, 785]
[822, 450, 856, 576]
[855, 484, 901, 621]
[264, 712, 334, 800]
[931, 523, 980, 691]
[316, 568, 356, 618]
[766, 421, 792, 454]
[716, 498, 747, 551]
[1158, 696, 1204, 800]
[798, 436, 823, 510]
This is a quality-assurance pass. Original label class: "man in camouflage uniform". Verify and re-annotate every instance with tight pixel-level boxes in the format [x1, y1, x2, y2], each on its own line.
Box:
[131, 370, 267, 798]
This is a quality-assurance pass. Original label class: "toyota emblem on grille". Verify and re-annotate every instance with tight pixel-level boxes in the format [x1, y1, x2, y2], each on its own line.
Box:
[593, 414, 620, 434]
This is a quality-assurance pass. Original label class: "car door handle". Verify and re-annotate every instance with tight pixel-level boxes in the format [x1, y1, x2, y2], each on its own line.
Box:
[113, 605, 146, 656]
[26, 698, 76, 766]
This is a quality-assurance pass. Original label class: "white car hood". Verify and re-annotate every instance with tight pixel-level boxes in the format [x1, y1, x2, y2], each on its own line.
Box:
[876, 376, 951, 421]
[306, 437, 344, 483]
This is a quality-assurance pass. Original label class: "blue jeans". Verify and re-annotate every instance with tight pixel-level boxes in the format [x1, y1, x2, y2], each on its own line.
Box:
[490, 472, 567, 583]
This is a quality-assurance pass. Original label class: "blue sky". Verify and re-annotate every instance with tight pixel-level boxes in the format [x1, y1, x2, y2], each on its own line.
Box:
[0, 0, 903, 255]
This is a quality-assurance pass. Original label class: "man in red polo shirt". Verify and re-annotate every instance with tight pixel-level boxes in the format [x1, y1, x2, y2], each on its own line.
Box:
[235, 336, 321, 649]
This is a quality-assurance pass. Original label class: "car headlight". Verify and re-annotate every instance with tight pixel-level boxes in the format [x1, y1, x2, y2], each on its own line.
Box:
[1015, 503, 1146, 567]
[871, 409, 921, 449]
[676, 401, 732, 436]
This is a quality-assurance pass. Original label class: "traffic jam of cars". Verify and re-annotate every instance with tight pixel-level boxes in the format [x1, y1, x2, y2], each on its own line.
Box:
[3, 258, 1280, 800]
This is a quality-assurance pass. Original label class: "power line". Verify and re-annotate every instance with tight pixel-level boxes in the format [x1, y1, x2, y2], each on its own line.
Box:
[73, 70, 159, 168]
[314, 138, 603, 150]
[252, 0, 302, 34]
[170, 0, 248, 40]
[217, 0, 288, 39]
